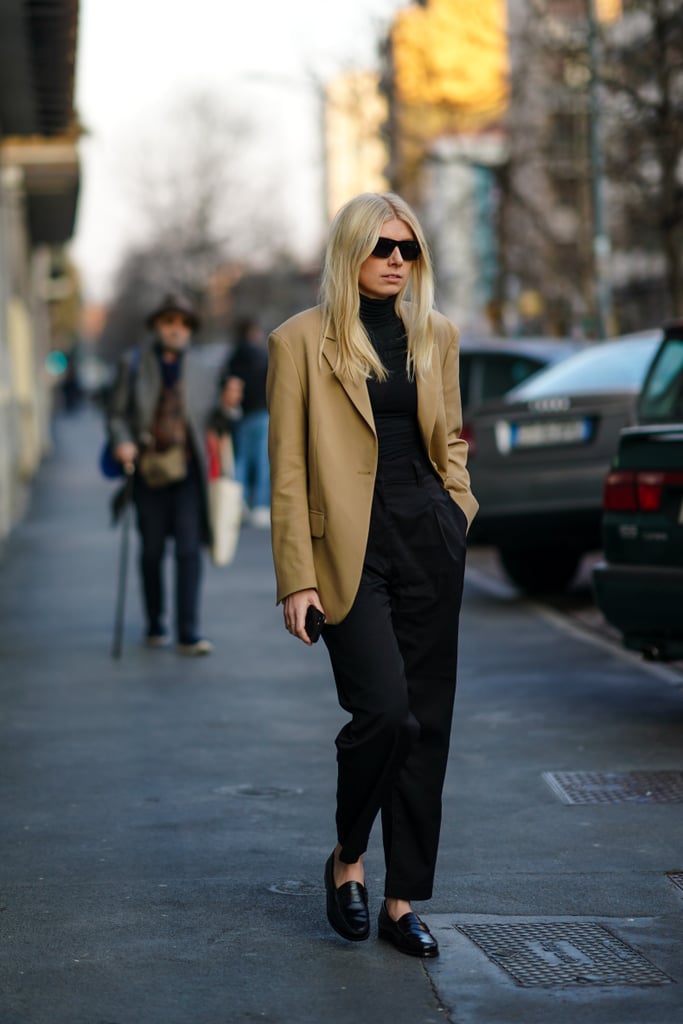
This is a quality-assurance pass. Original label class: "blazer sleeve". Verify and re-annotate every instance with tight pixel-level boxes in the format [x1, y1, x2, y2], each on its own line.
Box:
[266, 332, 319, 604]
[441, 327, 479, 527]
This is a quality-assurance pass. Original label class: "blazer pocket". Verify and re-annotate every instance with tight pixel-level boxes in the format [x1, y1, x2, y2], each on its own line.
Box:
[308, 509, 325, 538]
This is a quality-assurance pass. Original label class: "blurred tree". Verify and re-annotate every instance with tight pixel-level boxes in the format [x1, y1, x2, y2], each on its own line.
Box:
[601, 0, 683, 318]
[491, 0, 682, 335]
[97, 246, 172, 361]
[126, 93, 271, 285]
[490, 1, 594, 335]
[99, 91, 286, 359]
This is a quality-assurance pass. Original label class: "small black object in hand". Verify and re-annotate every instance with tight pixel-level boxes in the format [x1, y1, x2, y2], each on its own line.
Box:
[305, 605, 326, 643]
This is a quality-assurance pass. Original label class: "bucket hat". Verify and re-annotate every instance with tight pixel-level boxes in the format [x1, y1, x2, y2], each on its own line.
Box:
[146, 292, 200, 331]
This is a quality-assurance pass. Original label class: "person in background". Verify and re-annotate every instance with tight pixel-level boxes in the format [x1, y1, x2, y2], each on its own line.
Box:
[107, 292, 239, 655]
[61, 352, 83, 413]
[224, 316, 270, 528]
[207, 375, 244, 476]
[266, 193, 477, 957]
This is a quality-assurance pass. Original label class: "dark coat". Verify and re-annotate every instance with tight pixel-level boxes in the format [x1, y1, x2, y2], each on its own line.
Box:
[107, 343, 222, 528]
[225, 342, 268, 415]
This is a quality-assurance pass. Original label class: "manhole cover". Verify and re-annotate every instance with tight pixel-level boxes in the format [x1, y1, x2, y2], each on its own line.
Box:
[667, 872, 683, 893]
[543, 770, 683, 805]
[456, 922, 673, 988]
[268, 880, 325, 897]
[214, 785, 303, 798]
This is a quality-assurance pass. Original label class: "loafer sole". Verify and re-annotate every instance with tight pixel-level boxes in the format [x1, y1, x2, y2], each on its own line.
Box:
[378, 926, 440, 957]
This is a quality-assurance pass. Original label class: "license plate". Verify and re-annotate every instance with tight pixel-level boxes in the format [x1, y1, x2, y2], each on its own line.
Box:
[509, 418, 592, 449]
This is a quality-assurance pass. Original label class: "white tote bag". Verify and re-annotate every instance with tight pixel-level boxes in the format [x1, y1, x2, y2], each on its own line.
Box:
[207, 433, 243, 567]
[209, 476, 243, 566]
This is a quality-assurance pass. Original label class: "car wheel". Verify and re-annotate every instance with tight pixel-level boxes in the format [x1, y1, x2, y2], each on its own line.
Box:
[497, 546, 581, 595]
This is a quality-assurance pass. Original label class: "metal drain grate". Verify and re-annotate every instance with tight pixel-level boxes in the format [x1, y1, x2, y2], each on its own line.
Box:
[667, 872, 683, 893]
[543, 770, 683, 805]
[456, 922, 673, 988]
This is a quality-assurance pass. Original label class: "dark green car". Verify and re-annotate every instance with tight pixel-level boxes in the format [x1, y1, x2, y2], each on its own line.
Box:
[592, 322, 683, 660]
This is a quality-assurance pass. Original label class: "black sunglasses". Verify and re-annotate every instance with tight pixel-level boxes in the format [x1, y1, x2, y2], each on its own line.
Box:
[370, 237, 422, 261]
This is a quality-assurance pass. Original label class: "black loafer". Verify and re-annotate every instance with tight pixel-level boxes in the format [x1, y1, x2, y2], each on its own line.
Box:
[378, 900, 439, 958]
[324, 853, 369, 941]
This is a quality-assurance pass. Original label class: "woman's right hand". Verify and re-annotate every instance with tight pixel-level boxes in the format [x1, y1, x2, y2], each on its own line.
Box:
[283, 589, 325, 645]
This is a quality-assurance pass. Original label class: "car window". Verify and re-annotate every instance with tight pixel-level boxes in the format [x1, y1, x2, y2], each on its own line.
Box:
[638, 338, 683, 422]
[508, 336, 660, 399]
[480, 356, 545, 400]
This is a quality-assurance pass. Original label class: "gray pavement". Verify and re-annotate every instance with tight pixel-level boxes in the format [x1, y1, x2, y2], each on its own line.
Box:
[1, 408, 683, 1024]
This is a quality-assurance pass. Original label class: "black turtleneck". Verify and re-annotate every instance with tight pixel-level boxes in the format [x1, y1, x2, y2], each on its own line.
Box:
[359, 294, 423, 464]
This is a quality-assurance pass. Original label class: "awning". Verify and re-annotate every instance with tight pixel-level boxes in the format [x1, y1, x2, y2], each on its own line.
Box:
[1, 136, 80, 244]
[0, 0, 80, 242]
[0, 0, 79, 137]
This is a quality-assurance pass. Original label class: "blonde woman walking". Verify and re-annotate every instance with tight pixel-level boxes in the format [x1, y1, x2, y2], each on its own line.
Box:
[266, 192, 477, 957]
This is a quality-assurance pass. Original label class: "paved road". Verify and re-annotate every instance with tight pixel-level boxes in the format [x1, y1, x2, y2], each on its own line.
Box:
[465, 545, 683, 680]
[1, 409, 682, 1024]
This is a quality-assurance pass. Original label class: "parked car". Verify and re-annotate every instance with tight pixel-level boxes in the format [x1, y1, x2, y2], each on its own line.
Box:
[592, 321, 683, 660]
[459, 336, 582, 421]
[466, 330, 663, 593]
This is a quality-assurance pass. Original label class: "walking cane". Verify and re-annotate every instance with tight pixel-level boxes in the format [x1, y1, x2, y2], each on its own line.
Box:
[111, 465, 135, 659]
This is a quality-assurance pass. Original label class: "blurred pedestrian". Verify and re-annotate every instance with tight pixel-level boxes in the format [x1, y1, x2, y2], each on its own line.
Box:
[61, 352, 83, 413]
[224, 316, 270, 528]
[266, 192, 478, 957]
[107, 292, 238, 655]
[207, 374, 244, 477]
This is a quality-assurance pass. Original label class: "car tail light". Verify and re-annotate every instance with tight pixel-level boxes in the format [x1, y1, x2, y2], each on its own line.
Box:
[603, 471, 636, 511]
[636, 472, 664, 512]
[603, 469, 683, 512]
[461, 421, 476, 457]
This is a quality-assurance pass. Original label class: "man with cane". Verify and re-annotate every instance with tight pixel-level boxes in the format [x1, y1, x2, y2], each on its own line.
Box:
[107, 292, 239, 656]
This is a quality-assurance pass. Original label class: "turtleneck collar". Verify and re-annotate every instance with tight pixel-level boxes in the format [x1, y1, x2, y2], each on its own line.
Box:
[359, 293, 402, 328]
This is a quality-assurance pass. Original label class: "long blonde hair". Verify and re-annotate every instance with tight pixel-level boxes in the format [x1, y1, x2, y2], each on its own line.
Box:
[319, 192, 435, 384]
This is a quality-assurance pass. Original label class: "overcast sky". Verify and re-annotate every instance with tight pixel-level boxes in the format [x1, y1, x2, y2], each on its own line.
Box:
[70, 0, 409, 301]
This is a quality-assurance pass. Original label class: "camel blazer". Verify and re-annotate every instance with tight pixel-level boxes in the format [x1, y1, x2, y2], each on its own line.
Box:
[266, 303, 478, 625]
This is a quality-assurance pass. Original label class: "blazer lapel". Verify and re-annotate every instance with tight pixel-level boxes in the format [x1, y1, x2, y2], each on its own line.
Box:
[416, 362, 440, 450]
[321, 337, 375, 434]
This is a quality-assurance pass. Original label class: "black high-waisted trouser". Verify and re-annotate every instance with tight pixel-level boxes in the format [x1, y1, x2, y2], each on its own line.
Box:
[322, 457, 467, 901]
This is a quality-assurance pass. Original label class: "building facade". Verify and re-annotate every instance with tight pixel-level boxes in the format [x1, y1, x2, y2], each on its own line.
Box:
[0, 0, 80, 544]
[382, 0, 510, 332]
[376, 0, 677, 337]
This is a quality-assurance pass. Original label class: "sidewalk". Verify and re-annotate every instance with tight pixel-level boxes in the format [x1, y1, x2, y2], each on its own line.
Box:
[0, 409, 449, 1024]
[1, 408, 683, 1024]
